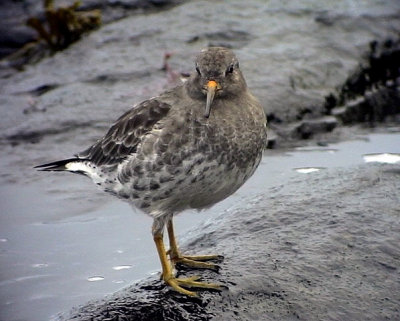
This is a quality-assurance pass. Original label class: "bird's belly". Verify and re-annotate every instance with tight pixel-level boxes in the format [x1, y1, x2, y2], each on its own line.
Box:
[185, 163, 254, 209]
[110, 151, 261, 216]
[201, 160, 259, 208]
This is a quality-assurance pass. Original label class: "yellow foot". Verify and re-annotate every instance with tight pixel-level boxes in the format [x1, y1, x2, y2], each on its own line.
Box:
[182, 254, 224, 262]
[166, 220, 224, 271]
[165, 275, 221, 297]
[171, 254, 224, 271]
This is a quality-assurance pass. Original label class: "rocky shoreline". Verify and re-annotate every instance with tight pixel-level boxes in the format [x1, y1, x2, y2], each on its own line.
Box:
[1, 3, 399, 152]
[0, 0, 399, 320]
[61, 162, 400, 321]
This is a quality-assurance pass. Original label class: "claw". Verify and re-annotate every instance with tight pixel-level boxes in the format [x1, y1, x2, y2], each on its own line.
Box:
[165, 275, 221, 297]
[182, 254, 224, 262]
[174, 257, 221, 272]
[154, 220, 225, 296]
[167, 220, 224, 271]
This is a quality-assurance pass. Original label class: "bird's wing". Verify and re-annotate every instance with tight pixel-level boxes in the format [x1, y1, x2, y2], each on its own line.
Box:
[77, 99, 171, 165]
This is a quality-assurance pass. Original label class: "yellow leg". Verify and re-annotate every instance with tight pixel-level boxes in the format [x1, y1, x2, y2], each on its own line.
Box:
[167, 219, 223, 270]
[153, 232, 221, 297]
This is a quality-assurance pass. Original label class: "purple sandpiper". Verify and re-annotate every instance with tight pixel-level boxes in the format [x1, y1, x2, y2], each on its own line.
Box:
[36, 47, 267, 296]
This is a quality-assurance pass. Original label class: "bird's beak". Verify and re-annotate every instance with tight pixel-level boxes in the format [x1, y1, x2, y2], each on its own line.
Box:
[204, 80, 219, 118]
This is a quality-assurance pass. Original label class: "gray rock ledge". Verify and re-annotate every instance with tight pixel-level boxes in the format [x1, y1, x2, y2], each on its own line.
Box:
[60, 163, 400, 321]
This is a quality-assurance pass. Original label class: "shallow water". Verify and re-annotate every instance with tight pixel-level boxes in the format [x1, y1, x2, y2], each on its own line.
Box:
[0, 128, 399, 321]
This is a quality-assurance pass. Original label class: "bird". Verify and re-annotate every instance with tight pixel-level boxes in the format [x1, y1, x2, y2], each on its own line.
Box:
[35, 47, 267, 297]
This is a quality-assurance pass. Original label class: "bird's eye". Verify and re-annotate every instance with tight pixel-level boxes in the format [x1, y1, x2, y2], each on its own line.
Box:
[226, 64, 234, 75]
[196, 66, 201, 76]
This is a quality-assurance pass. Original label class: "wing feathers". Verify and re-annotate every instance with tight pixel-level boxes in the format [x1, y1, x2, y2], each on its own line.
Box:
[78, 99, 171, 165]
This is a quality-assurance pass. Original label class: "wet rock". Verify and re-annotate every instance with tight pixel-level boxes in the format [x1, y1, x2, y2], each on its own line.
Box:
[24, 83, 60, 97]
[326, 38, 400, 124]
[80, 0, 183, 23]
[266, 127, 278, 149]
[292, 116, 338, 140]
[332, 86, 400, 124]
[268, 116, 338, 145]
[187, 30, 253, 49]
[0, 25, 36, 59]
[337, 39, 400, 103]
[0, 1, 39, 58]
[1, 2, 399, 320]
[1, 1, 400, 316]
[4, 120, 93, 146]
[83, 70, 152, 85]
[60, 163, 400, 321]
[1, 0, 399, 150]
[0, 0, 182, 61]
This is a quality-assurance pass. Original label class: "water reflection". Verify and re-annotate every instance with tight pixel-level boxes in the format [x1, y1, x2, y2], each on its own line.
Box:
[363, 153, 400, 164]
[294, 167, 324, 174]
[112, 265, 133, 271]
[87, 276, 105, 282]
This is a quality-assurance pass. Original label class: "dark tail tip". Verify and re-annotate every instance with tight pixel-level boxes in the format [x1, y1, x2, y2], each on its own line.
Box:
[34, 158, 80, 171]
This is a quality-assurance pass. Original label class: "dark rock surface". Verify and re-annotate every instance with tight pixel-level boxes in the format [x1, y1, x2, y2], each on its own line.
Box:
[328, 39, 400, 124]
[1, 0, 400, 150]
[61, 163, 400, 321]
[0, 0, 182, 59]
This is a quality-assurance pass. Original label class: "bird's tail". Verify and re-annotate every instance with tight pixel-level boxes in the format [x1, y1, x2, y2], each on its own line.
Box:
[35, 158, 87, 173]
[35, 158, 107, 185]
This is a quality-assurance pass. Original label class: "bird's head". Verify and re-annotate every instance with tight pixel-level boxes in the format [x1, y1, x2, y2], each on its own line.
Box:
[186, 47, 247, 118]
